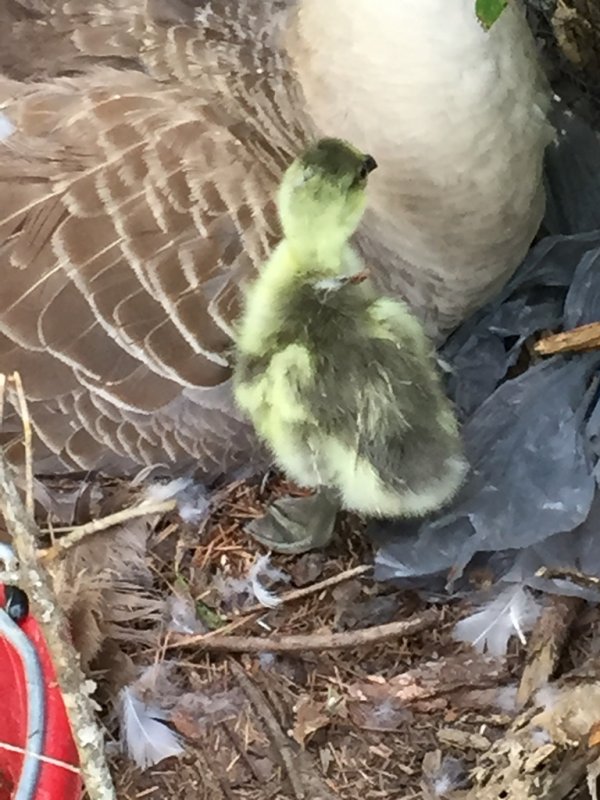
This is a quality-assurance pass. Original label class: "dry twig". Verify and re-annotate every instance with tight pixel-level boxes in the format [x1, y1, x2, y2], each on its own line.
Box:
[518, 596, 585, 707]
[9, 372, 34, 517]
[39, 499, 177, 560]
[535, 321, 600, 355]
[0, 374, 116, 800]
[220, 720, 268, 785]
[164, 611, 263, 652]
[174, 609, 436, 653]
[192, 745, 235, 800]
[229, 660, 340, 799]
[536, 566, 600, 589]
[230, 659, 306, 798]
[240, 563, 372, 615]
[163, 565, 373, 652]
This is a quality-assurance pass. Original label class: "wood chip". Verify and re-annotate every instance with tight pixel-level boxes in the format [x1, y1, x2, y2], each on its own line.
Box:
[437, 728, 491, 752]
[535, 321, 600, 355]
[518, 596, 584, 707]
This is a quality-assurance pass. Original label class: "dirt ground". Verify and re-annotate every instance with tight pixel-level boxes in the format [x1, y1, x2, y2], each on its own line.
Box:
[54, 473, 597, 800]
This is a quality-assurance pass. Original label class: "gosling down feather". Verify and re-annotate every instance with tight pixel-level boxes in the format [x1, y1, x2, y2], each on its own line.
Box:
[0, 0, 552, 478]
[234, 139, 468, 518]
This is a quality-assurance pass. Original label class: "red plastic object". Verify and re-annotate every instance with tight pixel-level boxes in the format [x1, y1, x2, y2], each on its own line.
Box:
[0, 585, 82, 800]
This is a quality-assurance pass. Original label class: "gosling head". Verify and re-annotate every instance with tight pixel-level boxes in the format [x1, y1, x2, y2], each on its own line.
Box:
[278, 138, 377, 263]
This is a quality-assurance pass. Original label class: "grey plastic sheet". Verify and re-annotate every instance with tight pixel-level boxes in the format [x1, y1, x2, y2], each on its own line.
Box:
[372, 112, 600, 600]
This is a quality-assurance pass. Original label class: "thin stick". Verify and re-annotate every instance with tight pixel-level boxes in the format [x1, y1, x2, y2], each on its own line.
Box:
[9, 373, 33, 517]
[173, 610, 436, 653]
[229, 660, 306, 800]
[39, 499, 177, 560]
[535, 321, 600, 355]
[0, 453, 116, 800]
[192, 746, 234, 800]
[164, 564, 373, 651]
[220, 720, 267, 785]
[536, 566, 600, 589]
[239, 563, 372, 615]
[164, 612, 263, 651]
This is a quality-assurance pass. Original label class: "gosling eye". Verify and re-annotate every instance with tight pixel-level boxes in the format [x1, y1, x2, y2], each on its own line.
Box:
[356, 155, 378, 182]
[363, 155, 378, 175]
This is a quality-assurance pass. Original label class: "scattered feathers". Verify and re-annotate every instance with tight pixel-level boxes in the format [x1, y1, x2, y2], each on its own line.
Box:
[166, 589, 206, 635]
[493, 685, 519, 714]
[143, 477, 211, 524]
[422, 751, 467, 800]
[532, 682, 600, 745]
[119, 687, 184, 770]
[0, 112, 14, 140]
[49, 517, 165, 668]
[248, 554, 289, 608]
[119, 664, 185, 770]
[214, 554, 290, 609]
[432, 757, 467, 797]
[453, 585, 542, 658]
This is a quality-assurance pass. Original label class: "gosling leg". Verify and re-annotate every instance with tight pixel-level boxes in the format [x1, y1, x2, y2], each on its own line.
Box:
[246, 488, 339, 554]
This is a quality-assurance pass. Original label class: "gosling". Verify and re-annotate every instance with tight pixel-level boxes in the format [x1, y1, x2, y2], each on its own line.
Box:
[233, 138, 468, 552]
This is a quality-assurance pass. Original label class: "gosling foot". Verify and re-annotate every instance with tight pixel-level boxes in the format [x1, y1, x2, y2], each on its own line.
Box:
[246, 489, 339, 554]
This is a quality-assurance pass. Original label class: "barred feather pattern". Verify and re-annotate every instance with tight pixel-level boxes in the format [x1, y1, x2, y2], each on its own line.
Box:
[0, 0, 552, 477]
[0, 1, 306, 476]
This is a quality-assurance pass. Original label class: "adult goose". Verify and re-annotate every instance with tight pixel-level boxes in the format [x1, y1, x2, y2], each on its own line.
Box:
[0, 0, 551, 480]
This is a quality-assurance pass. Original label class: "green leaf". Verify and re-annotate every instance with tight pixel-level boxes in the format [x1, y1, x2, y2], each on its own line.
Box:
[476, 0, 508, 30]
[196, 600, 226, 630]
[173, 574, 226, 630]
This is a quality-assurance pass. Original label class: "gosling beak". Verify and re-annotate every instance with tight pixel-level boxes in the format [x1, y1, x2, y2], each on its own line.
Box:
[364, 155, 378, 174]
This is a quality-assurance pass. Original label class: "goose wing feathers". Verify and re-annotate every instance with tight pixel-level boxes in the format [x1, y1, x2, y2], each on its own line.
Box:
[0, 2, 301, 475]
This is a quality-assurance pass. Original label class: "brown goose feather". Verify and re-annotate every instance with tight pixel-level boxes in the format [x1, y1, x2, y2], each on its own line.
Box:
[0, 2, 303, 476]
[0, 0, 551, 478]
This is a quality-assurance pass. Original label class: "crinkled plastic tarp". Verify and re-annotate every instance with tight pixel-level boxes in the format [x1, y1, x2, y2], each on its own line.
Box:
[372, 110, 600, 600]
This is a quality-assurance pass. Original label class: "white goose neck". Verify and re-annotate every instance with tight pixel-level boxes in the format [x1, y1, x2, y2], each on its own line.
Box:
[285, 0, 551, 332]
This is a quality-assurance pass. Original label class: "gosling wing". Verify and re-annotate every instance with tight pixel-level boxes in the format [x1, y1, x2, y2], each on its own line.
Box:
[320, 337, 458, 486]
